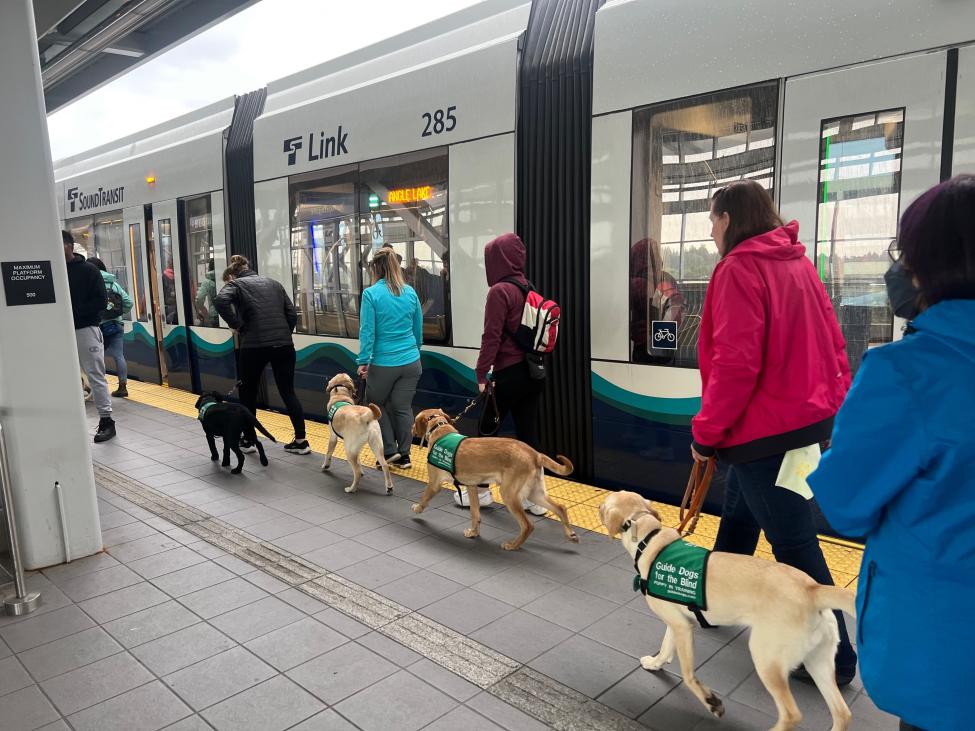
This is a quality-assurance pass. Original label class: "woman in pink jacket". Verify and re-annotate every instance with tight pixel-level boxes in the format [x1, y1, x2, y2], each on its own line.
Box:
[690, 180, 857, 684]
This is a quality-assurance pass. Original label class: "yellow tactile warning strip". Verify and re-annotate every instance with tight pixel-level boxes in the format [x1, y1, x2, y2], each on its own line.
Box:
[108, 376, 863, 588]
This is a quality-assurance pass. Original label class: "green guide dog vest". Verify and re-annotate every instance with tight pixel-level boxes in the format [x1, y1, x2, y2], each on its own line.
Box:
[427, 432, 467, 474]
[327, 401, 352, 438]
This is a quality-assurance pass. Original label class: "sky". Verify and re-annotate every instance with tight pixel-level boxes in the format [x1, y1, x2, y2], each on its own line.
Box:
[47, 0, 482, 161]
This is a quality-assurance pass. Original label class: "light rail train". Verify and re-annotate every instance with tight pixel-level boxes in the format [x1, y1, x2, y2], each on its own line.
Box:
[54, 0, 975, 520]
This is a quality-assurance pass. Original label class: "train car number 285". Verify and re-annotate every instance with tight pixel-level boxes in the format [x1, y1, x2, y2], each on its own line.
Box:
[421, 107, 457, 137]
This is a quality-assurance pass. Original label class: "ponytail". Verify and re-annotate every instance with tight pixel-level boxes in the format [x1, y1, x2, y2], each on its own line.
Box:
[370, 248, 405, 296]
[223, 254, 250, 282]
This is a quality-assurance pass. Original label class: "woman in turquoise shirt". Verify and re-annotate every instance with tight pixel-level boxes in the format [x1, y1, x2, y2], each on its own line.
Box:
[357, 247, 423, 467]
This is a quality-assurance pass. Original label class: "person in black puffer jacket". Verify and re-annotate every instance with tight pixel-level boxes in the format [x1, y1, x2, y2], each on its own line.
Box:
[215, 255, 308, 454]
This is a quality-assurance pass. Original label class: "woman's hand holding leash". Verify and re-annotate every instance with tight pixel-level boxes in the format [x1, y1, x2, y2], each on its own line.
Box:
[357, 365, 369, 379]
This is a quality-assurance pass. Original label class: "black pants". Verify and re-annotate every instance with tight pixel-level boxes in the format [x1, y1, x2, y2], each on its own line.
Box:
[713, 453, 857, 670]
[482, 360, 543, 450]
[238, 345, 305, 440]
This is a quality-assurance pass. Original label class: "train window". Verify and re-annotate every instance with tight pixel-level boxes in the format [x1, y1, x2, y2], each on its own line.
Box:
[181, 194, 219, 327]
[630, 82, 779, 368]
[158, 219, 178, 325]
[287, 148, 450, 344]
[68, 213, 133, 320]
[127, 224, 148, 322]
[360, 148, 450, 344]
[290, 167, 360, 337]
[816, 108, 904, 373]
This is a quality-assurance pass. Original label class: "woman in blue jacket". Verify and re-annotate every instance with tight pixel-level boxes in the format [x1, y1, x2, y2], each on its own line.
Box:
[809, 175, 975, 731]
[357, 247, 423, 468]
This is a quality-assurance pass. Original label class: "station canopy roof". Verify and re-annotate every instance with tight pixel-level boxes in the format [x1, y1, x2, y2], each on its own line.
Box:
[36, 0, 257, 112]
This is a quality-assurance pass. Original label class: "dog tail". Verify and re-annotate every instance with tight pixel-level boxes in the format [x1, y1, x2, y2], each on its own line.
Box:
[813, 585, 856, 617]
[538, 454, 574, 476]
[249, 414, 277, 443]
[367, 403, 382, 422]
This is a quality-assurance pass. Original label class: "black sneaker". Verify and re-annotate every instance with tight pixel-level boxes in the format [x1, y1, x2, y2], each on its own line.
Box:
[239, 439, 257, 454]
[94, 417, 116, 443]
[392, 457, 412, 469]
[791, 663, 857, 688]
[284, 439, 311, 455]
[112, 382, 128, 398]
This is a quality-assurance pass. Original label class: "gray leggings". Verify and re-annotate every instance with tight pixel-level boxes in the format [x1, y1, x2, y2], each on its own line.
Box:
[364, 359, 422, 459]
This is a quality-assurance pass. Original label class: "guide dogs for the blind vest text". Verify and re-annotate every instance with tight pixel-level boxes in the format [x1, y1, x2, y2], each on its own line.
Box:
[411, 408, 577, 550]
[194, 392, 275, 474]
[600, 491, 855, 731]
[321, 373, 393, 494]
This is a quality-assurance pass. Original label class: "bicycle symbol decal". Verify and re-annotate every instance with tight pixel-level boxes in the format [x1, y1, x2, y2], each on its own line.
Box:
[650, 320, 678, 350]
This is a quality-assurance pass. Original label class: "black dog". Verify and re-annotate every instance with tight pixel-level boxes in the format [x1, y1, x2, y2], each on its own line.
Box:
[194, 392, 276, 474]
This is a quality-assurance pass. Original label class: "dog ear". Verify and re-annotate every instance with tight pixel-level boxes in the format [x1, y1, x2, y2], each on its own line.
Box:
[600, 499, 626, 537]
[643, 499, 661, 522]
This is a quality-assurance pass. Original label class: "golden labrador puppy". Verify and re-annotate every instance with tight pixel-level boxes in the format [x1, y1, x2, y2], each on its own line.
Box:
[600, 491, 854, 731]
[411, 408, 578, 550]
[321, 373, 393, 494]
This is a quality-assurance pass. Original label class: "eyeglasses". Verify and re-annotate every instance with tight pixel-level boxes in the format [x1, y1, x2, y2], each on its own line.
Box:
[887, 239, 901, 263]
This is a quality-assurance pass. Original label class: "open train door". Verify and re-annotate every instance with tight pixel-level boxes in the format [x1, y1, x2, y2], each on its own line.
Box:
[120, 205, 162, 384]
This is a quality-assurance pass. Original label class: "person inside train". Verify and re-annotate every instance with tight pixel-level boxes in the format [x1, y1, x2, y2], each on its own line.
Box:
[629, 237, 684, 364]
[356, 246, 423, 468]
[472, 232, 547, 515]
[688, 181, 858, 684]
[216, 254, 310, 455]
[62, 230, 117, 443]
[88, 257, 134, 398]
[809, 175, 975, 731]
[195, 258, 219, 327]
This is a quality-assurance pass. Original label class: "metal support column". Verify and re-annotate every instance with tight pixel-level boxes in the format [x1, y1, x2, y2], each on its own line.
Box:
[1, 423, 41, 615]
[0, 0, 102, 572]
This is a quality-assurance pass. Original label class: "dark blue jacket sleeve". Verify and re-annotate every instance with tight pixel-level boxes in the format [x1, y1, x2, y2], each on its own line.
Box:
[808, 350, 926, 537]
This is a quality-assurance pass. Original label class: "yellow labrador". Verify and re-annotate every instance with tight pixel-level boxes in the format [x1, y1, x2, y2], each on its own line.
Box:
[411, 408, 578, 550]
[600, 491, 854, 731]
[321, 373, 393, 494]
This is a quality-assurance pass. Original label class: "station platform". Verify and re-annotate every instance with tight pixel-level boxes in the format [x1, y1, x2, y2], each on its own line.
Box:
[0, 387, 898, 730]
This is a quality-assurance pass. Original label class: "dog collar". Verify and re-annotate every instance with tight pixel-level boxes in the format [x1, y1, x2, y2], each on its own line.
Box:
[197, 402, 217, 422]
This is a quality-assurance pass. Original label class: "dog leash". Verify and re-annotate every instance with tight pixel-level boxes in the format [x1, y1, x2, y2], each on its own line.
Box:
[678, 457, 716, 535]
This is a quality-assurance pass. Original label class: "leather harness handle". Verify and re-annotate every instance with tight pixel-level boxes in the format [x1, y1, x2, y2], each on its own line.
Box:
[678, 457, 716, 535]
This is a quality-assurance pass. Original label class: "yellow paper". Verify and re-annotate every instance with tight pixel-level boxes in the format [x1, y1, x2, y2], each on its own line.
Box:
[775, 444, 821, 500]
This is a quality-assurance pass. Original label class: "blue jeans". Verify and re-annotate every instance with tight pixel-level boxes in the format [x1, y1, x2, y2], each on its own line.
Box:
[103, 329, 127, 383]
[713, 453, 857, 669]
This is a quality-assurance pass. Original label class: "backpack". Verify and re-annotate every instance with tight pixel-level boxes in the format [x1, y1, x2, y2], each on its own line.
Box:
[102, 282, 124, 322]
[500, 277, 560, 354]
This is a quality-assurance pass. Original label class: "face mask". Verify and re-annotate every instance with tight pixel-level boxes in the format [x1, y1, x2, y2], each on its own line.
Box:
[884, 260, 920, 320]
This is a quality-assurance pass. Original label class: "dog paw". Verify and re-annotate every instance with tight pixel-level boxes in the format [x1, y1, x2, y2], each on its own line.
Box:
[411, 504, 424, 514]
[704, 693, 724, 718]
[321, 462, 330, 472]
[231, 467, 243, 475]
[501, 541, 519, 551]
[567, 532, 580, 543]
[640, 654, 669, 671]
[386, 486, 393, 495]
[344, 485, 357, 493]
[260, 456, 269, 466]
[464, 528, 479, 539]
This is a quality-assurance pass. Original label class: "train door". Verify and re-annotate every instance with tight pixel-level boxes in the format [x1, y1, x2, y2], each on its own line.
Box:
[779, 52, 949, 372]
[151, 199, 195, 391]
[121, 206, 162, 384]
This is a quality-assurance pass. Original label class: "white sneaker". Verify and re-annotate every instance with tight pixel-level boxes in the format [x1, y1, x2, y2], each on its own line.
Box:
[453, 486, 494, 508]
[524, 501, 548, 516]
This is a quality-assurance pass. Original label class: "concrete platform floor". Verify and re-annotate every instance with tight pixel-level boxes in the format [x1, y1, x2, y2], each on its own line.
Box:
[0, 397, 900, 730]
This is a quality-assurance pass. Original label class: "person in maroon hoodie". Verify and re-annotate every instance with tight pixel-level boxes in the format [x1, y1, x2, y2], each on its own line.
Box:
[469, 233, 546, 514]
[691, 180, 857, 685]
